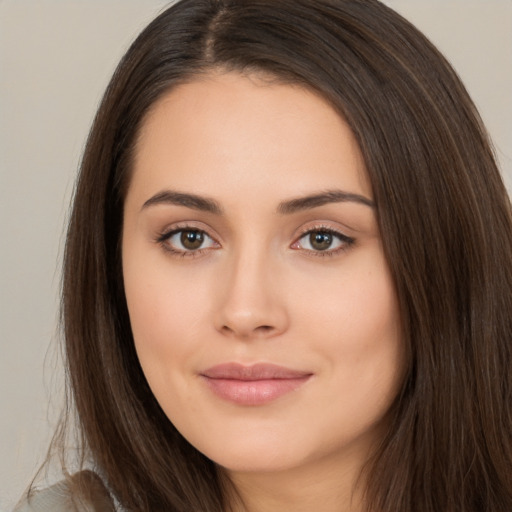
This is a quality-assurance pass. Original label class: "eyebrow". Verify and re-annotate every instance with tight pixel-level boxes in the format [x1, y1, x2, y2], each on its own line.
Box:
[277, 190, 375, 214]
[141, 188, 374, 215]
[141, 190, 223, 214]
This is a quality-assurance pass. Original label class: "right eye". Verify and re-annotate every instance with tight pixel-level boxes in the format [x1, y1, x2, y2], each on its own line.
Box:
[159, 228, 219, 255]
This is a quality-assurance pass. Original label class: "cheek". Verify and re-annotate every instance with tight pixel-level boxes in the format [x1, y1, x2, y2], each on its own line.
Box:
[122, 250, 213, 384]
[296, 250, 399, 347]
[294, 251, 402, 404]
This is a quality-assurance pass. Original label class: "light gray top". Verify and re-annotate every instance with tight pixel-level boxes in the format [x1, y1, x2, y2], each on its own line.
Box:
[13, 472, 115, 512]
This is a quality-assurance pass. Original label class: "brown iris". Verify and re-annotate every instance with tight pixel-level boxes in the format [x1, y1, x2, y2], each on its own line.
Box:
[180, 230, 204, 250]
[310, 231, 333, 251]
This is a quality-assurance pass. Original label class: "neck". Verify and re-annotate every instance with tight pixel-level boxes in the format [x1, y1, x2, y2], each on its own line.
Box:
[222, 447, 369, 512]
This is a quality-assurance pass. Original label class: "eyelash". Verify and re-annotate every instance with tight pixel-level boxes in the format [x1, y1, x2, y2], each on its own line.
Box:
[156, 224, 218, 258]
[293, 225, 355, 258]
[155, 224, 355, 258]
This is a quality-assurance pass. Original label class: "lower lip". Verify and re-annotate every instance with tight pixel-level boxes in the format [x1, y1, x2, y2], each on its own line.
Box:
[202, 377, 310, 405]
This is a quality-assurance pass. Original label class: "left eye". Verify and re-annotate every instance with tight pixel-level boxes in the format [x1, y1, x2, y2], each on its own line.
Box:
[164, 229, 217, 252]
[294, 229, 351, 252]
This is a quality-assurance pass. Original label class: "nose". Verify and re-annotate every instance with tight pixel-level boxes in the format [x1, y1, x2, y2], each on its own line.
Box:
[213, 249, 289, 340]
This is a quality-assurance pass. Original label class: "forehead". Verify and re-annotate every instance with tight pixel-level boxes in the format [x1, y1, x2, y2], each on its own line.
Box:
[130, 72, 371, 205]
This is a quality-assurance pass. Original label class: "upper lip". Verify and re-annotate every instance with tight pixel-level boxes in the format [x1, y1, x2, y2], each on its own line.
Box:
[201, 363, 312, 381]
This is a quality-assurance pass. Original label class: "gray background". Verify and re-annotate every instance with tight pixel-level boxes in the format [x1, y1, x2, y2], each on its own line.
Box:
[1, 1, 511, 510]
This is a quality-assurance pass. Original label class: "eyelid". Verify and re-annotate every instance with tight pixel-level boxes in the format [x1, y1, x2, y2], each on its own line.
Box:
[290, 223, 355, 256]
[155, 222, 221, 257]
[153, 220, 355, 258]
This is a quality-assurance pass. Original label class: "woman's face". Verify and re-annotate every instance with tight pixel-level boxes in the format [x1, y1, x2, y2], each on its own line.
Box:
[122, 72, 403, 478]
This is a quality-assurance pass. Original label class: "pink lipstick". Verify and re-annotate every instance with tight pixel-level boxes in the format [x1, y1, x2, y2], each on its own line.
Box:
[200, 363, 312, 405]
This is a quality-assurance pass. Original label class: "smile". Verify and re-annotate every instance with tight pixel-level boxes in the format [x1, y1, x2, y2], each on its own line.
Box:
[200, 363, 313, 406]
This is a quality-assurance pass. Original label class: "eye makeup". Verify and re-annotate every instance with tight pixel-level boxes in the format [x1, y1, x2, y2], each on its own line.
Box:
[154, 221, 356, 260]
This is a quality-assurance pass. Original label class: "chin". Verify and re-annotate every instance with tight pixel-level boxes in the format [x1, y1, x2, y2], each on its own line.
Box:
[213, 449, 311, 475]
[178, 422, 309, 473]
[178, 416, 377, 478]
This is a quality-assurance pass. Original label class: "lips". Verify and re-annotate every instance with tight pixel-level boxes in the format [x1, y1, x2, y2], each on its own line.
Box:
[200, 363, 312, 405]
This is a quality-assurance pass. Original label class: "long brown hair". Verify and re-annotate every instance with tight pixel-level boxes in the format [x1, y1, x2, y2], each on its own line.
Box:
[56, 0, 512, 510]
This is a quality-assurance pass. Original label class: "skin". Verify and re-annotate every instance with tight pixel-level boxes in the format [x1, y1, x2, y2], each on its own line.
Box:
[122, 72, 403, 512]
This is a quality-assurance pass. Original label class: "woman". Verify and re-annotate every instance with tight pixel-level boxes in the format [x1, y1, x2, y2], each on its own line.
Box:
[17, 0, 512, 510]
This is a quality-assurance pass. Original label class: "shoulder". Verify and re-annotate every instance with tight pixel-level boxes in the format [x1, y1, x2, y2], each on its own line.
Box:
[13, 471, 115, 512]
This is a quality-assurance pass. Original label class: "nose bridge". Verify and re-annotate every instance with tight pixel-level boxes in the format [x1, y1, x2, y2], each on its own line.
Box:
[214, 239, 287, 338]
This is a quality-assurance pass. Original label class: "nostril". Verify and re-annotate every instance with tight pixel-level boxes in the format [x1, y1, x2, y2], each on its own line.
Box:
[221, 325, 234, 334]
[220, 324, 275, 337]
